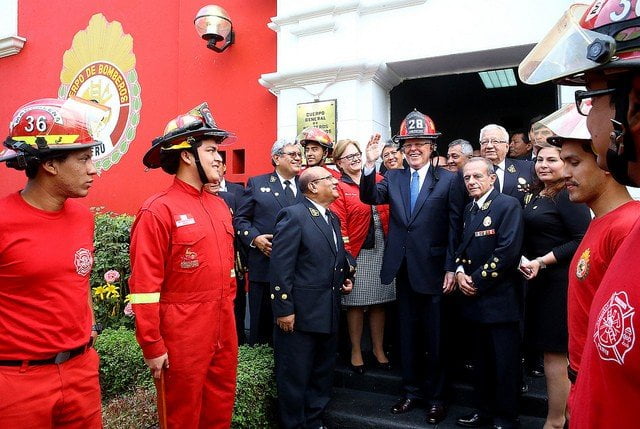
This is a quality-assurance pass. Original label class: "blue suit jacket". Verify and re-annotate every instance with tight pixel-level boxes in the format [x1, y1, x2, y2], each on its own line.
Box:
[234, 172, 304, 283]
[455, 189, 524, 323]
[269, 198, 354, 334]
[359, 166, 465, 294]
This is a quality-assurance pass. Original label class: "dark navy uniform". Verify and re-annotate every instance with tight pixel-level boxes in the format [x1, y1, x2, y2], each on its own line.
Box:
[270, 198, 353, 429]
[234, 172, 303, 345]
[501, 158, 534, 206]
[455, 188, 524, 428]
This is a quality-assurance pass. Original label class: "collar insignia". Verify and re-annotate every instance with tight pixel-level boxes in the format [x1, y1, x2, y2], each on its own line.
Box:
[481, 200, 492, 211]
[309, 207, 320, 217]
[507, 164, 516, 173]
[270, 176, 277, 183]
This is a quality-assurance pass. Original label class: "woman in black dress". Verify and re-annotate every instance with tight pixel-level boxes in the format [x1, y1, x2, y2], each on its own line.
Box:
[519, 142, 591, 429]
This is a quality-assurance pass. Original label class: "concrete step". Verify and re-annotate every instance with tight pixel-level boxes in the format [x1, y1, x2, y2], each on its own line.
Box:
[325, 387, 546, 429]
[333, 362, 548, 418]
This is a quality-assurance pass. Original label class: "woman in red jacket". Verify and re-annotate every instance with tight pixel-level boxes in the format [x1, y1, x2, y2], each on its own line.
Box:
[331, 138, 395, 373]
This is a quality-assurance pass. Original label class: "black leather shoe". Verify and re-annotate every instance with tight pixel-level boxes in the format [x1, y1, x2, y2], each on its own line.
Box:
[456, 412, 492, 427]
[350, 363, 365, 374]
[426, 404, 447, 424]
[391, 397, 418, 414]
[375, 359, 392, 370]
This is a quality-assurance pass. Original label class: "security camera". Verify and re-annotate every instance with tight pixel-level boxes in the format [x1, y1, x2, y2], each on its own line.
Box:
[194, 5, 235, 53]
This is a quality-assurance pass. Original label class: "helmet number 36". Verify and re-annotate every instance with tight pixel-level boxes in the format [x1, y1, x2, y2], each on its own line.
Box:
[23, 115, 48, 133]
[609, 0, 640, 22]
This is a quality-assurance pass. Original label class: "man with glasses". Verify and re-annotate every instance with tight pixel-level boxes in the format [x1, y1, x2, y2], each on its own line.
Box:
[479, 124, 534, 207]
[234, 140, 304, 345]
[447, 139, 473, 172]
[518, 2, 640, 426]
[360, 109, 465, 425]
[269, 166, 354, 429]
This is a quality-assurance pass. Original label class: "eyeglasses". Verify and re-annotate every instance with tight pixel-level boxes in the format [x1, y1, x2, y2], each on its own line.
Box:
[574, 88, 616, 116]
[479, 139, 508, 146]
[401, 142, 429, 152]
[382, 150, 399, 159]
[310, 174, 334, 184]
[280, 151, 302, 159]
[337, 152, 362, 162]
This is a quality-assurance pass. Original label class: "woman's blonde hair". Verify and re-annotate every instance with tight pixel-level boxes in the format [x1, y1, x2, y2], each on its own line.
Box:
[332, 139, 360, 171]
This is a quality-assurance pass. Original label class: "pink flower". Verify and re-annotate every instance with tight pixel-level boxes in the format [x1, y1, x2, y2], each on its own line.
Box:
[104, 270, 121, 284]
[124, 302, 135, 317]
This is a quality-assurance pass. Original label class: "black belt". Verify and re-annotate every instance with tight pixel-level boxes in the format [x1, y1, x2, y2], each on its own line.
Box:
[0, 343, 91, 367]
[567, 365, 578, 384]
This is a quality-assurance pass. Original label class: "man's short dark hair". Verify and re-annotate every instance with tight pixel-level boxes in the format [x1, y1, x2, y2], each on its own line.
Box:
[158, 139, 203, 175]
[510, 129, 530, 144]
[24, 151, 71, 179]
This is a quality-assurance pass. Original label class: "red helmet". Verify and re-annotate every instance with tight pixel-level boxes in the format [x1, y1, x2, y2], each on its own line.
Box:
[143, 102, 235, 169]
[393, 109, 440, 143]
[519, 1, 640, 85]
[2, 96, 109, 169]
[296, 127, 333, 153]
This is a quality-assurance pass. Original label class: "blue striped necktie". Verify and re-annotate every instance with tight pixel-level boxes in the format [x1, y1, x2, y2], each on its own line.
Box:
[410, 171, 420, 213]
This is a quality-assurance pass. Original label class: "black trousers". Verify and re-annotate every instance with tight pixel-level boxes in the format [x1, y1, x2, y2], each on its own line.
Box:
[248, 280, 273, 345]
[395, 263, 445, 405]
[471, 321, 520, 425]
[234, 276, 247, 345]
[273, 327, 337, 429]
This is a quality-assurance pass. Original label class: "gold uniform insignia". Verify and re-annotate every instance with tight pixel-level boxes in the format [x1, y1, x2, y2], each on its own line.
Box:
[270, 176, 277, 183]
[576, 248, 591, 280]
[309, 207, 320, 217]
[507, 164, 517, 173]
[481, 200, 492, 211]
[483, 216, 492, 227]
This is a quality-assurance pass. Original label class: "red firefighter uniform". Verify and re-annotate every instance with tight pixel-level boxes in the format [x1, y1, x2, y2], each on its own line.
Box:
[129, 177, 237, 428]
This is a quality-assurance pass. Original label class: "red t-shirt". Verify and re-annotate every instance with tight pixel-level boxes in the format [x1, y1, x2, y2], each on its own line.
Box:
[571, 210, 640, 429]
[0, 192, 94, 360]
[568, 201, 640, 373]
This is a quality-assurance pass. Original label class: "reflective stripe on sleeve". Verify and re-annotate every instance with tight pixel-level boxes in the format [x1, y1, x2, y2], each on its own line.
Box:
[128, 292, 161, 304]
[231, 269, 236, 278]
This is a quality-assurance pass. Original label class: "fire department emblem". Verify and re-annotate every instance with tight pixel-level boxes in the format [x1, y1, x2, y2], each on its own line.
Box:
[593, 291, 635, 365]
[58, 14, 141, 173]
[74, 248, 93, 276]
[576, 248, 590, 280]
[180, 248, 200, 269]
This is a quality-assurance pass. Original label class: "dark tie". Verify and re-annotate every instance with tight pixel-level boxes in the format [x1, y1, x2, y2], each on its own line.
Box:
[470, 203, 479, 220]
[494, 166, 502, 193]
[326, 210, 337, 250]
[284, 180, 295, 204]
[410, 171, 420, 213]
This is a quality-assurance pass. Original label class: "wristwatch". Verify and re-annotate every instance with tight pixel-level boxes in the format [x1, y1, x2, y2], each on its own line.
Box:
[535, 257, 547, 269]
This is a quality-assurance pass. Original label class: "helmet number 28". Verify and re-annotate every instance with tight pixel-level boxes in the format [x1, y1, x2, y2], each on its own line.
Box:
[23, 115, 48, 133]
[407, 118, 424, 131]
[609, 0, 640, 22]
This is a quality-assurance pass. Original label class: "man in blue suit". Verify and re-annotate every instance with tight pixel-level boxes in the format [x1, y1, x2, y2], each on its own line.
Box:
[234, 140, 304, 345]
[454, 157, 524, 429]
[360, 110, 465, 425]
[479, 124, 533, 206]
[270, 166, 354, 429]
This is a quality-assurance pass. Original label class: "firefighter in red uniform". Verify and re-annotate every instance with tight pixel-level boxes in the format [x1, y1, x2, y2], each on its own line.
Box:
[298, 126, 341, 178]
[128, 103, 238, 428]
[0, 97, 109, 428]
[519, 2, 640, 427]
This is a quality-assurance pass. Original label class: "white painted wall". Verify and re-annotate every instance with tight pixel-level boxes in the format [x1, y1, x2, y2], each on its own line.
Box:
[0, 0, 26, 58]
[261, 0, 576, 146]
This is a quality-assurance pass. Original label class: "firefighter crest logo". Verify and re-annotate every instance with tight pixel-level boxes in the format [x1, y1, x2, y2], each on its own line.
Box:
[593, 291, 636, 365]
[74, 248, 93, 277]
[58, 14, 141, 173]
[576, 248, 590, 280]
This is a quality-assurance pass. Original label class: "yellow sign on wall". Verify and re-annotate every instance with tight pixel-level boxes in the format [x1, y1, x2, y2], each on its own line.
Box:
[296, 100, 337, 142]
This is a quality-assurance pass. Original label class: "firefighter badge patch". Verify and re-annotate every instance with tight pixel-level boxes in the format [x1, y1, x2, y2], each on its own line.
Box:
[74, 248, 93, 276]
[576, 248, 590, 280]
[180, 248, 200, 269]
[593, 291, 636, 365]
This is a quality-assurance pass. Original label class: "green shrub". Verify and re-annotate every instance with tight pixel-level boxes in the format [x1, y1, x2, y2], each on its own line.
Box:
[91, 211, 135, 330]
[95, 327, 152, 399]
[102, 387, 157, 429]
[232, 345, 277, 429]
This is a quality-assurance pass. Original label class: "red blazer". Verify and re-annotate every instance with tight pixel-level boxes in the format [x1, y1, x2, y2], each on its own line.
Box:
[331, 173, 390, 258]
